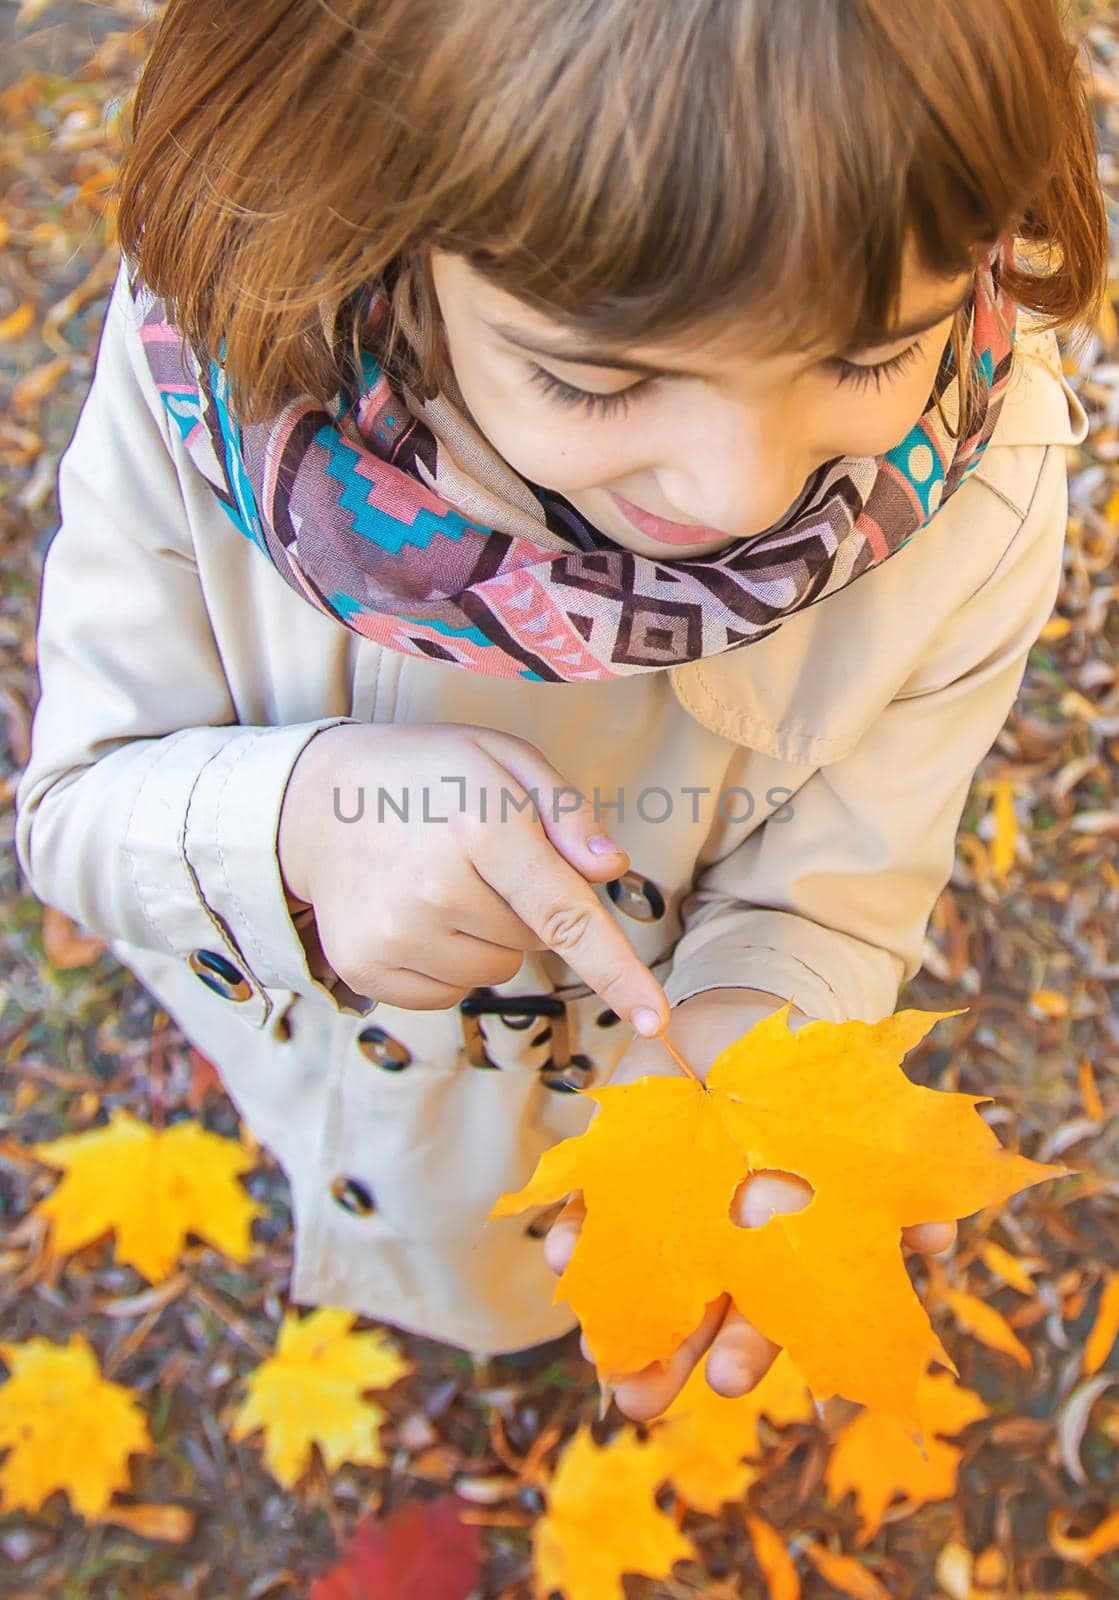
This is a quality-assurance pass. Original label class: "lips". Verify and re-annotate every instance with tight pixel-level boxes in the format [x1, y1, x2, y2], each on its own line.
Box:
[607, 490, 729, 547]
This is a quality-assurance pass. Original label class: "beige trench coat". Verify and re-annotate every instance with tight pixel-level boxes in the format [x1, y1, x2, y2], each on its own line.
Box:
[14, 265, 1089, 1355]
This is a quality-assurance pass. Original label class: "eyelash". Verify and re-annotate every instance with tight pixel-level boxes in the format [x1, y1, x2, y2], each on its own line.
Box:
[525, 338, 926, 417]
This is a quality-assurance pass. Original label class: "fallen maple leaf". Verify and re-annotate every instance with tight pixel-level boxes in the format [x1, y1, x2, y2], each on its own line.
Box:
[100, 1502, 196, 1542]
[229, 1307, 413, 1488]
[745, 1511, 801, 1600]
[932, 1283, 1033, 1371]
[490, 1005, 1065, 1434]
[309, 1496, 482, 1600]
[824, 1369, 990, 1543]
[183, 1047, 225, 1114]
[40, 904, 106, 970]
[0, 1334, 150, 1518]
[1084, 1271, 1119, 1374]
[533, 1423, 694, 1600]
[650, 1347, 816, 1513]
[1048, 1506, 1119, 1565]
[30, 1107, 266, 1282]
[803, 1539, 893, 1599]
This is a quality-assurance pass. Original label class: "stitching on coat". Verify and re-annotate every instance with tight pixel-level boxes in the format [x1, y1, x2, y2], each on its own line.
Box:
[671, 662, 850, 764]
[122, 730, 204, 950]
[674, 939, 847, 1015]
[210, 730, 273, 975]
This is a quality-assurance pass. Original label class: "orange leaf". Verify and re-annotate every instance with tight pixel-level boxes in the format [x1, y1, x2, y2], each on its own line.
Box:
[935, 1287, 1033, 1371]
[490, 1007, 1063, 1434]
[976, 1239, 1041, 1296]
[1028, 989, 1069, 1020]
[532, 1424, 694, 1600]
[1048, 1507, 1119, 1564]
[0, 302, 34, 342]
[41, 905, 106, 971]
[100, 1503, 195, 1542]
[1077, 1056, 1105, 1123]
[1084, 1273, 1119, 1375]
[802, 1540, 893, 1600]
[824, 1369, 989, 1544]
[12, 354, 70, 416]
[745, 1511, 801, 1600]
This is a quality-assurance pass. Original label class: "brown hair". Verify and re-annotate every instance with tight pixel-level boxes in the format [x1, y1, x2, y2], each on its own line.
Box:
[117, 0, 1108, 436]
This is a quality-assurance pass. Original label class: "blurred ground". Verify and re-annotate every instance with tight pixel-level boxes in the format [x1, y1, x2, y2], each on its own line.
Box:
[0, 2, 1116, 1596]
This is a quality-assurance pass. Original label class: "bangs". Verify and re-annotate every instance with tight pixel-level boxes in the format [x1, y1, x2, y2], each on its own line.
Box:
[415, 0, 1031, 359]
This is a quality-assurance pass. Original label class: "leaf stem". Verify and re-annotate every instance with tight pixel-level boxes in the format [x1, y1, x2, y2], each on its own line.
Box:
[657, 1027, 703, 1084]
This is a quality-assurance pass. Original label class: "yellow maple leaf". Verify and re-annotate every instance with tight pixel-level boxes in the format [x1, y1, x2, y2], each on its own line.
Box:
[490, 1005, 1065, 1436]
[228, 1307, 413, 1488]
[30, 1107, 266, 1282]
[650, 1347, 815, 1513]
[824, 1369, 990, 1543]
[533, 1423, 694, 1600]
[0, 1334, 150, 1519]
[987, 778, 1019, 884]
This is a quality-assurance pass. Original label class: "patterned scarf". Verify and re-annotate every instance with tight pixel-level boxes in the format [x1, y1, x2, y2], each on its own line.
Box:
[132, 247, 1017, 683]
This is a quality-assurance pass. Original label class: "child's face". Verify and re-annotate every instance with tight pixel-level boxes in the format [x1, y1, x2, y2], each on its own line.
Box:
[429, 245, 976, 557]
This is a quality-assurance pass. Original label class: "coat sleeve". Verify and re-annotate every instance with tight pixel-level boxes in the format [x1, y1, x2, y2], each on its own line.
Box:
[13, 263, 372, 1024]
[661, 440, 1071, 1024]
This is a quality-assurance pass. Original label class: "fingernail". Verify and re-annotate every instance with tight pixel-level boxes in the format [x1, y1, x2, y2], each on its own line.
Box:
[587, 834, 622, 856]
[631, 1006, 663, 1039]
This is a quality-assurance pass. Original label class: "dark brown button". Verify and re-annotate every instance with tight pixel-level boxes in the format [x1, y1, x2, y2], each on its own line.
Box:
[330, 1176, 376, 1216]
[606, 872, 666, 922]
[188, 948, 253, 1001]
[356, 1025, 412, 1070]
[539, 1053, 595, 1094]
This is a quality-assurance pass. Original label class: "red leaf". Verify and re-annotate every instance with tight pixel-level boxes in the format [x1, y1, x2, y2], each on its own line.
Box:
[309, 1496, 482, 1600]
[184, 1048, 224, 1113]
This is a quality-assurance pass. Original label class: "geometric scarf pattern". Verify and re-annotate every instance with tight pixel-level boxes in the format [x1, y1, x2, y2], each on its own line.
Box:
[131, 248, 1017, 682]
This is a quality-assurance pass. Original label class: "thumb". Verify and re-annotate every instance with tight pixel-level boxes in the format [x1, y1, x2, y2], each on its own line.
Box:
[476, 728, 630, 884]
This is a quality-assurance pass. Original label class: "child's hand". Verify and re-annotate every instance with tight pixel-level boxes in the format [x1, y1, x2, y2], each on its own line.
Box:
[276, 722, 668, 1031]
[543, 987, 957, 1422]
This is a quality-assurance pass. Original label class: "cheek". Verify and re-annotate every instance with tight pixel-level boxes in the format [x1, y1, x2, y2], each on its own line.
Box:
[827, 347, 951, 458]
[443, 344, 627, 490]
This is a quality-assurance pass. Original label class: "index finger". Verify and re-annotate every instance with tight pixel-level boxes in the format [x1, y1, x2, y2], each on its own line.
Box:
[474, 829, 668, 1036]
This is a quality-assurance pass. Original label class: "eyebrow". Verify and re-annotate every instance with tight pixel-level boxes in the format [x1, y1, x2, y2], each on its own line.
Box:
[483, 283, 974, 378]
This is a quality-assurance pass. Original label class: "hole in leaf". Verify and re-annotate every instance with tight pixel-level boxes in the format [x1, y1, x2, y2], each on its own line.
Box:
[729, 1167, 814, 1229]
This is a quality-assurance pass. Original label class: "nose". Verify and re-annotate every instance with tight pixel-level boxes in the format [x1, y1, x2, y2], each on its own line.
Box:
[654, 404, 814, 539]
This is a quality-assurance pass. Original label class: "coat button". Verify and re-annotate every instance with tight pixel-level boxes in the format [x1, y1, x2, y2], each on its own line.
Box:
[330, 1176, 376, 1216]
[356, 1025, 412, 1070]
[539, 1053, 595, 1094]
[188, 948, 253, 1001]
[606, 871, 666, 922]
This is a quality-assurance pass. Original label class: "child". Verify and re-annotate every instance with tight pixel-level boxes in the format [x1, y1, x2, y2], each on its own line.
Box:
[15, 0, 1103, 1422]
